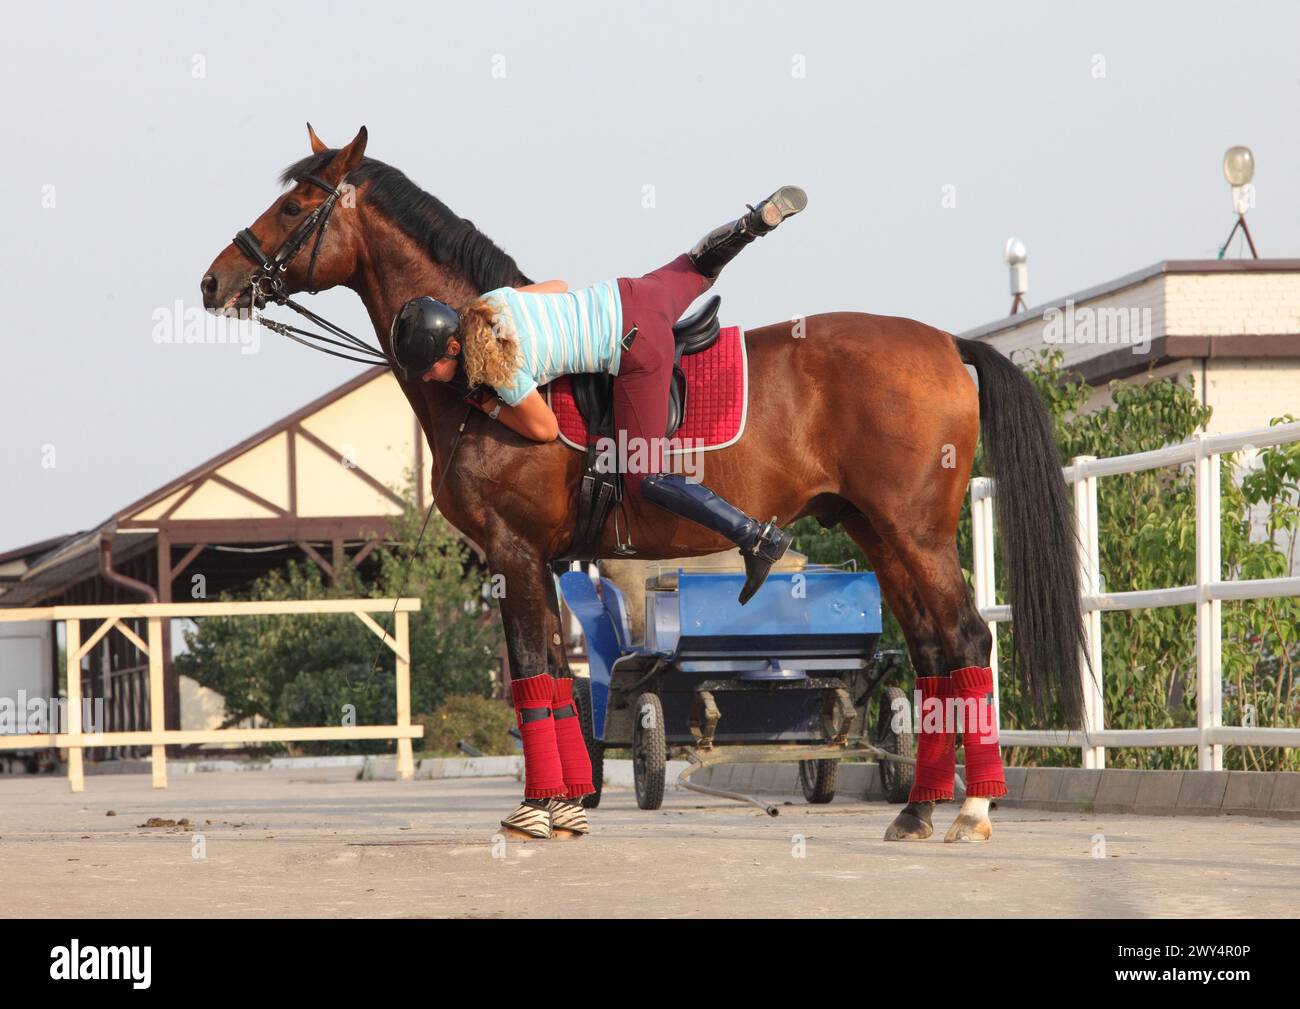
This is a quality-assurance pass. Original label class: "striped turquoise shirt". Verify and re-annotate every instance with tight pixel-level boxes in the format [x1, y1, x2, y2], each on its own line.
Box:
[482, 280, 624, 406]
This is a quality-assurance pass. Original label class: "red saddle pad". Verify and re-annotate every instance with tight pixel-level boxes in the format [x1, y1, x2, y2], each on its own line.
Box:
[548, 325, 748, 453]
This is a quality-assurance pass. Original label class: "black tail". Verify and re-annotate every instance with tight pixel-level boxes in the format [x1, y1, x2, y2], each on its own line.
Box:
[956, 337, 1085, 724]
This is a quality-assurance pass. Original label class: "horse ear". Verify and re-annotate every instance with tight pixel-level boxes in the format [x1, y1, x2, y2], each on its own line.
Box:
[329, 126, 368, 181]
[306, 122, 329, 155]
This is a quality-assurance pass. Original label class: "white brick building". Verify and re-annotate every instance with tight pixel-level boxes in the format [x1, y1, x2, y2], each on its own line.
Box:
[961, 260, 1300, 431]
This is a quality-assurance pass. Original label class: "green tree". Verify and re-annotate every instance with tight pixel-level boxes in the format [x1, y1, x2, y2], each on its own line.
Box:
[176, 488, 503, 754]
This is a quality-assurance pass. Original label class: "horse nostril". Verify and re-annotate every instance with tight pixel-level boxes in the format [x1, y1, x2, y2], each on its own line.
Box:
[201, 273, 219, 301]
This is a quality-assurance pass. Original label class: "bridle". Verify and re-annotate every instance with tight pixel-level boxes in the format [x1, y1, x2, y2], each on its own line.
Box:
[233, 172, 341, 301]
[230, 172, 392, 367]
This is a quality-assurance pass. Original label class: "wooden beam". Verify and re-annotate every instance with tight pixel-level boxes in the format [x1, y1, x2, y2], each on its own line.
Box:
[288, 426, 299, 515]
[0, 599, 422, 621]
[351, 538, 381, 568]
[169, 543, 207, 581]
[74, 618, 117, 663]
[394, 610, 414, 781]
[355, 611, 410, 664]
[147, 616, 167, 788]
[122, 517, 400, 541]
[209, 473, 289, 517]
[0, 725, 424, 750]
[297, 541, 335, 581]
[112, 618, 149, 656]
[293, 424, 406, 509]
[158, 481, 201, 521]
[64, 618, 84, 792]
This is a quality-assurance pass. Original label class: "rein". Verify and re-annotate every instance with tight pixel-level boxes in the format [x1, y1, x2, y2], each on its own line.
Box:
[231, 176, 479, 687]
[231, 172, 393, 368]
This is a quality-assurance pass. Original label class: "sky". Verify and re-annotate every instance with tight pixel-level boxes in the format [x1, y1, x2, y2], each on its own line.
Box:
[3, 0, 1298, 549]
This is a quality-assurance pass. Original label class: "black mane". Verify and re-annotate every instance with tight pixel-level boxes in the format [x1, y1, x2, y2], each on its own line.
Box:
[281, 152, 532, 292]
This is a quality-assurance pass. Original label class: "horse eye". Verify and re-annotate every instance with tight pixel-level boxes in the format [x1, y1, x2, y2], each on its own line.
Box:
[282, 200, 302, 217]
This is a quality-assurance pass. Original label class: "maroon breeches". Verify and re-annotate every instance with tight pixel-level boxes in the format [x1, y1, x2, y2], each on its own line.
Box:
[614, 253, 713, 495]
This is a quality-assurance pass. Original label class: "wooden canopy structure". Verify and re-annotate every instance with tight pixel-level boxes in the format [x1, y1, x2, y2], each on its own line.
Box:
[0, 366, 443, 740]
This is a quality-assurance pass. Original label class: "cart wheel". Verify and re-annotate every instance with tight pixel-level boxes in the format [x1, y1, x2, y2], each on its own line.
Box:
[631, 691, 666, 810]
[571, 677, 604, 809]
[798, 759, 838, 804]
[874, 685, 916, 804]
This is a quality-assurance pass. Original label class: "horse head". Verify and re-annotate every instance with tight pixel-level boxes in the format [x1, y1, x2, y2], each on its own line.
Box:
[200, 124, 369, 315]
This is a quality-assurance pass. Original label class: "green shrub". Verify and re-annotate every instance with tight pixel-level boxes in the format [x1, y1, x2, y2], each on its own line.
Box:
[416, 694, 516, 757]
[175, 482, 504, 755]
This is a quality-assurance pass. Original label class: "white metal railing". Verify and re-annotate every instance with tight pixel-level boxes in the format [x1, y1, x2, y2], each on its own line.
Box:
[0, 598, 423, 791]
[971, 419, 1300, 770]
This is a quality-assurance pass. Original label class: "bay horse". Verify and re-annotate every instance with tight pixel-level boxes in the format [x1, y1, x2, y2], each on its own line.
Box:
[200, 126, 1085, 843]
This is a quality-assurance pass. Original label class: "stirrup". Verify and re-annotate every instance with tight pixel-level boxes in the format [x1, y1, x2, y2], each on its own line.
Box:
[499, 799, 552, 840]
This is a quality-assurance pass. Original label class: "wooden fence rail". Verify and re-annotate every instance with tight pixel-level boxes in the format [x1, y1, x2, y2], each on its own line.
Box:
[0, 598, 423, 792]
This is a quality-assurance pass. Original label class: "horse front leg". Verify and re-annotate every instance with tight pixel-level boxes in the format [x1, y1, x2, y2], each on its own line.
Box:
[489, 529, 593, 840]
[543, 564, 573, 679]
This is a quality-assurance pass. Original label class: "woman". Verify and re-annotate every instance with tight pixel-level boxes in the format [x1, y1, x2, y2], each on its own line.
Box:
[392, 185, 807, 605]
[392, 188, 806, 839]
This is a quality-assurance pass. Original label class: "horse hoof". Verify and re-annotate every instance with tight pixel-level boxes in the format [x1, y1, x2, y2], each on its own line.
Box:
[943, 813, 992, 843]
[551, 828, 585, 841]
[499, 800, 552, 841]
[499, 824, 546, 842]
[883, 809, 934, 841]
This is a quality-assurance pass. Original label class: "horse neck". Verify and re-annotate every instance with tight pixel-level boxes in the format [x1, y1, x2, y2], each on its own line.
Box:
[345, 211, 488, 460]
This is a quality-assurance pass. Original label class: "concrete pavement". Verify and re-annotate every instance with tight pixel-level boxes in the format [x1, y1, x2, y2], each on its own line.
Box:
[1, 768, 1296, 918]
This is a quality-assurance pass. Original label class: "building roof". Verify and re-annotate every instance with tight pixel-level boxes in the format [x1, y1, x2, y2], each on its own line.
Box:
[961, 259, 1300, 342]
[0, 366, 436, 606]
[960, 258, 1300, 385]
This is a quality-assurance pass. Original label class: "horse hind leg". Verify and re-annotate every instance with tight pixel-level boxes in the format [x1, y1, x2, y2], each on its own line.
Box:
[839, 515, 947, 842]
[882, 528, 999, 843]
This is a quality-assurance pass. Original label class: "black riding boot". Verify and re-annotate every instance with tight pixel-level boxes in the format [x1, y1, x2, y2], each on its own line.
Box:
[687, 185, 808, 280]
[640, 473, 791, 605]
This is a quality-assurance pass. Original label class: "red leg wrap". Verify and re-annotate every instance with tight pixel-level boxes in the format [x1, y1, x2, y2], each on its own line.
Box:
[909, 676, 956, 802]
[551, 677, 595, 799]
[952, 665, 1008, 798]
[511, 674, 566, 799]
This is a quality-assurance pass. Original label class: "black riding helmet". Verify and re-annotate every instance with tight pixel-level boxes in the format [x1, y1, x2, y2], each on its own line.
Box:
[390, 297, 461, 380]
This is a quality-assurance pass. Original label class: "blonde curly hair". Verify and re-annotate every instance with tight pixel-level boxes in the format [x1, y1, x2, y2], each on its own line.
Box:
[459, 298, 521, 389]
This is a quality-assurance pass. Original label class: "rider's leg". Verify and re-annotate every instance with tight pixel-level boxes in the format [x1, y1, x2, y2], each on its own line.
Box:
[614, 273, 791, 605]
[619, 185, 807, 317]
[618, 253, 713, 324]
[688, 185, 808, 279]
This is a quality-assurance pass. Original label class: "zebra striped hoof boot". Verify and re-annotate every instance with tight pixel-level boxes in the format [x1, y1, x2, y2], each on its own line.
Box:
[547, 798, 590, 839]
[499, 799, 552, 841]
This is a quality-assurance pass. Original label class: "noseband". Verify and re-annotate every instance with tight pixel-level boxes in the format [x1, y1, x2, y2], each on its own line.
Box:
[233, 172, 341, 302]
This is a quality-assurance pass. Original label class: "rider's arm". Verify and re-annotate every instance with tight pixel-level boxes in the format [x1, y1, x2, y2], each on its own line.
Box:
[478, 389, 558, 442]
[517, 280, 568, 294]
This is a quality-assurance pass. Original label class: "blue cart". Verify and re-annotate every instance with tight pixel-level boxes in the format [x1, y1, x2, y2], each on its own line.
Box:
[558, 565, 915, 814]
